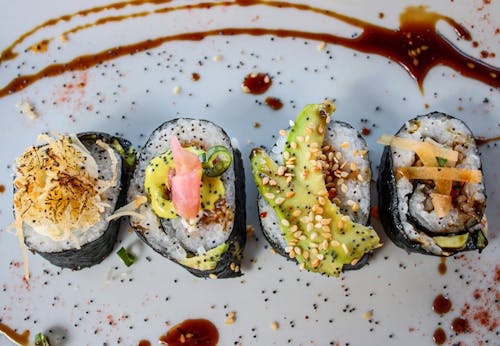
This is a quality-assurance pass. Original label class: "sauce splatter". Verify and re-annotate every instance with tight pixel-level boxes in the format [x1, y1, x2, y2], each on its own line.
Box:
[191, 73, 200, 81]
[438, 257, 447, 275]
[475, 135, 500, 146]
[0, 2, 499, 97]
[242, 73, 272, 95]
[137, 340, 151, 346]
[0, 185, 5, 193]
[0, 322, 30, 346]
[433, 294, 452, 314]
[433, 327, 446, 345]
[159, 319, 218, 346]
[265, 96, 283, 110]
[451, 317, 470, 334]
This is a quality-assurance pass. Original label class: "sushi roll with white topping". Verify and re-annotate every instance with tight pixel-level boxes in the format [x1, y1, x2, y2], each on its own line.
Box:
[13, 132, 134, 277]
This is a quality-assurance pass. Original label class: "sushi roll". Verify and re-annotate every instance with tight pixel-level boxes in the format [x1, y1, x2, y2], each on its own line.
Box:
[127, 118, 246, 278]
[13, 132, 135, 276]
[251, 102, 381, 277]
[377, 112, 488, 256]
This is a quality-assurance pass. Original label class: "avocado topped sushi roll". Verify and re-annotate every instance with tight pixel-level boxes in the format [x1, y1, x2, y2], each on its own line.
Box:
[251, 102, 381, 277]
[127, 118, 246, 278]
[13, 132, 134, 278]
[377, 112, 488, 256]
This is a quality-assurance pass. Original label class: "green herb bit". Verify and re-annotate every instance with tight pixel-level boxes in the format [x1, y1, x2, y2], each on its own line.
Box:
[436, 156, 448, 167]
[34, 333, 51, 346]
[117, 247, 136, 267]
[202, 145, 232, 177]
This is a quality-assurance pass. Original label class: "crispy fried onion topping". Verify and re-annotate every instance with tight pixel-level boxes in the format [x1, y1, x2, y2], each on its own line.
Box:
[13, 134, 119, 242]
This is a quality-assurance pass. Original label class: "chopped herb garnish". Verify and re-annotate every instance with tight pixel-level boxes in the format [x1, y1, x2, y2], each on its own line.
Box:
[34, 333, 51, 346]
[436, 156, 447, 167]
[117, 247, 136, 267]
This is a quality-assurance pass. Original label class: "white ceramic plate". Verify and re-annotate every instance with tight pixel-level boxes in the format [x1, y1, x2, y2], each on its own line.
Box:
[0, 1, 498, 345]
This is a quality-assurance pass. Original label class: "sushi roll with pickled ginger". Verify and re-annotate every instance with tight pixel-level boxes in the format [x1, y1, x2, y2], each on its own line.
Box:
[127, 118, 246, 278]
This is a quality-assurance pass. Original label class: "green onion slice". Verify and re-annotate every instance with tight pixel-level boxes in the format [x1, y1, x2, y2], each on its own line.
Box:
[436, 156, 448, 167]
[117, 247, 136, 267]
[201, 146, 232, 177]
[34, 333, 51, 346]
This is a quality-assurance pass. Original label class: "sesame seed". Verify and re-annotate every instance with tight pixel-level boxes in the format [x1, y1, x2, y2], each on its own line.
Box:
[209, 274, 218, 279]
[350, 162, 357, 171]
[299, 262, 305, 270]
[262, 176, 269, 185]
[311, 258, 320, 268]
[284, 246, 293, 253]
[289, 250, 296, 258]
[351, 258, 360, 266]
[275, 197, 285, 205]
[290, 141, 297, 149]
[307, 223, 314, 232]
[269, 179, 278, 186]
[303, 251, 310, 259]
[294, 246, 302, 255]
[317, 42, 326, 51]
[279, 129, 287, 137]
[352, 203, 359, 212]
[277, 166, 286, 176]
[317, 253, 325, 260]
[286, 191, 295, 198]
[289, 225, 298, 232]
[305, 127, 313, 134]
[213, 55, 223, 62]
[289, 120, 295, 127]
[172, 86, 181, 95]
[363, 310, 373, 319]
[342, 243, 349, 254]
[341, 184, 348, 193]
[241, 85, 251, 93]
[357, 174, 365, 182]
[331, 240, 340, 247]
[292, 209, 302, 217]
[310, 232, 318, 240]
[264, 192, 275, 199]
[298, 235, 307, 241]
[271, 322, 280, 330]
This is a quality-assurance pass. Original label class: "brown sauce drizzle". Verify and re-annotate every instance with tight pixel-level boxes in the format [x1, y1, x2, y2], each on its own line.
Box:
[433, 294, 452, 314]
[438, 257, 447, 275]
[451, 317, 470, 334]
[242, 73, 272, 94]
[191, 72, 200, 81]
[433, 327, 446, 345]
[0, 1, 499, 97]
[265, 96, 283, 110]
[0, 322, 30, 346]
[475, 135, 500, 146]
[0, 185, 5, 193]
[159, 319, 218, 346]
[137, 340, 152, 346]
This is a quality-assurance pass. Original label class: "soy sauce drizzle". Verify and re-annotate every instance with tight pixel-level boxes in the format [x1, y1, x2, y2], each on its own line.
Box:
[0, 322, 30, 346]
[1, 1, 499, 98]
[158, 319, 218, 346]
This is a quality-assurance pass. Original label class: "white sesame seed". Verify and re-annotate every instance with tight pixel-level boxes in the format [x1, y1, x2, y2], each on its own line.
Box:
[173, 85, 181, 95]
[271, 321, 280, 330]
[342, 243, 349, 254]
[317, 41, 326, 51]
[275, 197, 285, 205]
[281, 219, 290, 227]
[213, 55, 223, 61]
[264, 192, 275, 199]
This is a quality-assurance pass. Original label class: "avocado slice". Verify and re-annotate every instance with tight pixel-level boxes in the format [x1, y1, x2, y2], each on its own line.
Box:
[179, 243, 229, 270]
[432, 233, 469, 249]
[251, 102, 381, 276]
